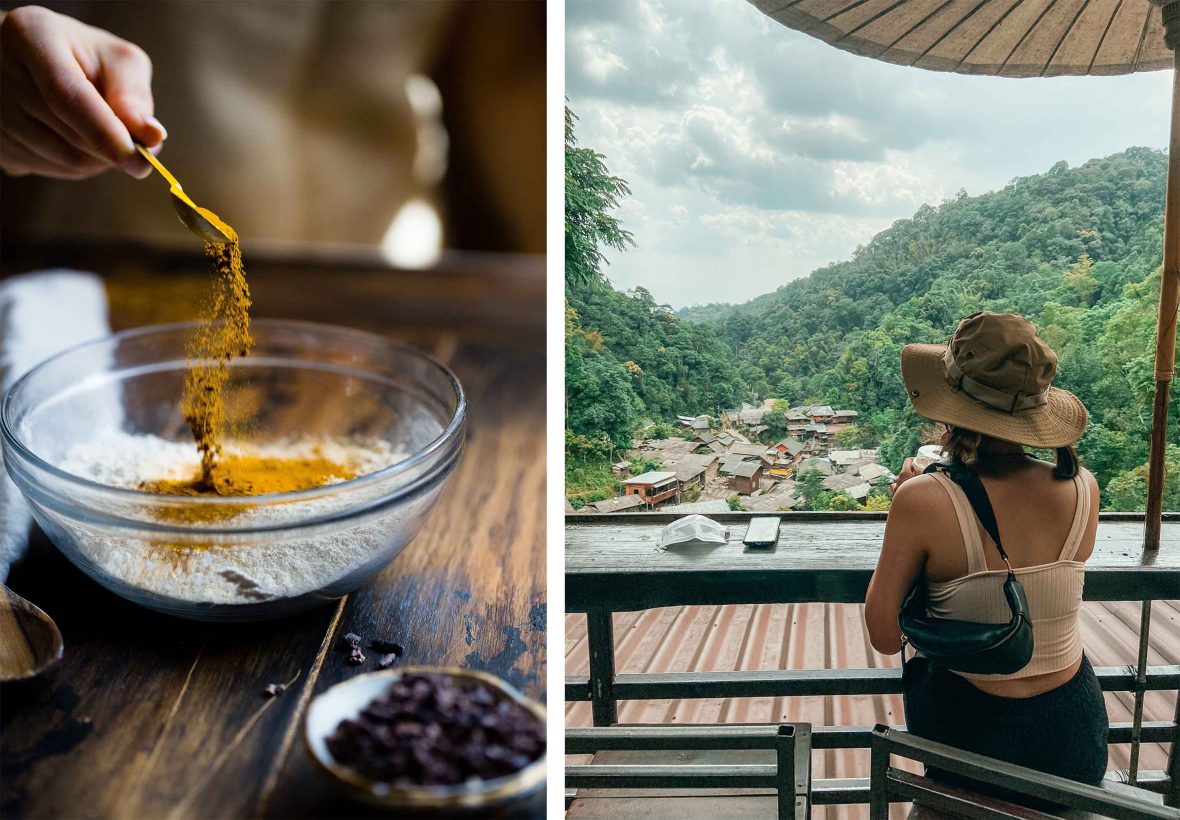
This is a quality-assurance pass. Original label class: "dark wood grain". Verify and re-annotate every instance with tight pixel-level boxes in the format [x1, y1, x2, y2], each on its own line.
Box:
[0, 244, 546, 818]
[260, 345, 548, 819]
[566, 514, 1180, 611]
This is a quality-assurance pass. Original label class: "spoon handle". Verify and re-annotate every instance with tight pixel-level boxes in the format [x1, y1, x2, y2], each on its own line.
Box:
[134, 143, 182, 190]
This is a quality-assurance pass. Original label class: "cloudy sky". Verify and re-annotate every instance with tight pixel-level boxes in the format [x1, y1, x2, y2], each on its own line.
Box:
[566, 0, 1172, 309]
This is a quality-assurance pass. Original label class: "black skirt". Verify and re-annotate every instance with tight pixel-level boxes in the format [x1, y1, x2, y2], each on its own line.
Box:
[902, 653, 1109, 803]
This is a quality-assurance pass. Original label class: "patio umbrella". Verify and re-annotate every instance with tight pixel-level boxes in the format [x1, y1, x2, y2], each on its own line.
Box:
[749, 0, 1179, 552]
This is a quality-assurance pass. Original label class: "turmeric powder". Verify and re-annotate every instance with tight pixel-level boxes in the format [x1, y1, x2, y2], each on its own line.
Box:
[140, 448, 358, 524]
[182, 208, 251, 489]
[141, 452, 357, 497]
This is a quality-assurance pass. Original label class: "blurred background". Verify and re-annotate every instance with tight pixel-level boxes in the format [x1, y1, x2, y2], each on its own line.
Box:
[0, 0, 545, 264]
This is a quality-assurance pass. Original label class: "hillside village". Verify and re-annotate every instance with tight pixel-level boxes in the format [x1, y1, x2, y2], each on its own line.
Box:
[574, 401, 897, 514]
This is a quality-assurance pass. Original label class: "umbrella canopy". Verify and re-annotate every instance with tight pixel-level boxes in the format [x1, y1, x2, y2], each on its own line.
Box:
[748, 0, 1173, 75]
[750, 0, 1179, 554]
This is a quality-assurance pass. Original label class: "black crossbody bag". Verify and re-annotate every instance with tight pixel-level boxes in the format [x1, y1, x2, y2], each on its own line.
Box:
[898, 464, 1034, 675]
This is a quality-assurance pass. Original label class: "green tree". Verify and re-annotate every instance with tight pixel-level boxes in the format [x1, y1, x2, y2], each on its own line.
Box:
[835, 424, 869, 449]
[565, 106, 634, 289]
[564, 431, 621, 507]
[629, 457, 663, 475]
[648, 422, 677, 439]
[796, 470, 827, 511]
[821, 492, 861, 511]
[1104, 446, 1180, 512]
[565, 311, 641, 449]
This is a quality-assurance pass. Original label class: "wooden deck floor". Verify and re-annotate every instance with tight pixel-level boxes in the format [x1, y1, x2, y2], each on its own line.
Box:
[565, 599, 1178, 819]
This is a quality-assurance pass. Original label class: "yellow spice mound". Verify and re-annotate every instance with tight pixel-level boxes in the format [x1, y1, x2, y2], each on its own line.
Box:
[140, 453, 358, 498]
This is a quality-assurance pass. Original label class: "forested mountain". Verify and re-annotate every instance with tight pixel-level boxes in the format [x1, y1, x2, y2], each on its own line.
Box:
[566, 142, 1179, 510]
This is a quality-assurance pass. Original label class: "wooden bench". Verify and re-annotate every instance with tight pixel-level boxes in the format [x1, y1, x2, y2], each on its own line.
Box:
[566, 723, 812, 819]
[869, 726, 1178, 819]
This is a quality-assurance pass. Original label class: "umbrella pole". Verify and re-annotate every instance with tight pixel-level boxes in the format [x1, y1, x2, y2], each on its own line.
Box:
[1145, 48, 1180, 552]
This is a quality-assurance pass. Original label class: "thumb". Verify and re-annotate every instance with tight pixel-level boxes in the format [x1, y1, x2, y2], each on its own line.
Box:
[98, 40, 166, 149]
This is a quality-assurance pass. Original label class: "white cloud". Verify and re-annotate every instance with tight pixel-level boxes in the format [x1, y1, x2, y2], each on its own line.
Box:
[567, 0, 1171, 309]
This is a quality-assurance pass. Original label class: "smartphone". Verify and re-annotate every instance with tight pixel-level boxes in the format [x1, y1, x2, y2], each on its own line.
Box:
[743, 516, 781, 550]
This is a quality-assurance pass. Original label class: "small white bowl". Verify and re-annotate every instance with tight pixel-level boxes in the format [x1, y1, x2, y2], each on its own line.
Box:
[305, 667, 547, 814]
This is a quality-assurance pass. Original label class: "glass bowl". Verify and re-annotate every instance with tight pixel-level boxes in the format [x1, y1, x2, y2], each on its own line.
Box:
[1, 320, 466, 621]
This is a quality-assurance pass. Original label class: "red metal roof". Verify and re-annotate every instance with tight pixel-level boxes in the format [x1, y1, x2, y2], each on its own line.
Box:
[566, 600, 1178, 816]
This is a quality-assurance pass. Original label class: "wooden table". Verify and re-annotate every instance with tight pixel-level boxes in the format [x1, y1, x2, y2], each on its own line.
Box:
[0, 242, 546, 818]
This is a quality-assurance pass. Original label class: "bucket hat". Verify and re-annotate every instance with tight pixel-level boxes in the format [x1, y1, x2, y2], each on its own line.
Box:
[901, 311, 1087, 448]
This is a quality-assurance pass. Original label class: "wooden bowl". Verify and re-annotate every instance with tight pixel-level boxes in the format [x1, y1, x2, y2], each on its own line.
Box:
[304, 666, 546, 814]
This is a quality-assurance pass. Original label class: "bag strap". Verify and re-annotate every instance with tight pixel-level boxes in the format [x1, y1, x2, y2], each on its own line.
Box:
[924, 463, 1014, 573]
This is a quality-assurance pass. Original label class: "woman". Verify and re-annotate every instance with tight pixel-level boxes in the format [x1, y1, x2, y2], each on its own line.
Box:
[865, 311, 1108, 794]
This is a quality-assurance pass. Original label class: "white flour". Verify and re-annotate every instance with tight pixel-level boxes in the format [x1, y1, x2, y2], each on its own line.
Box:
[53, 432, 430, 607]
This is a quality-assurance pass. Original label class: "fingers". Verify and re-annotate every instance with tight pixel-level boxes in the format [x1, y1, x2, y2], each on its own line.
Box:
[1, 97, 106, 174]
[97, 40, 165, 149]
[0, 58, 96, 151]
[22, 34, 138, 168]
[0, 6, 162, 179]
[890, 458, 918, 495]
[1, 131, 100, 179]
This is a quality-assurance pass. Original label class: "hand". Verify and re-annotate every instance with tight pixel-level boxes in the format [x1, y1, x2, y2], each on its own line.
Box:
[890, 457, 922, 495]
[0, 6, 166, 180]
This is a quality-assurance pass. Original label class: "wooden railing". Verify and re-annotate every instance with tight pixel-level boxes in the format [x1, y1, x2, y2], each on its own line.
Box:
[565, 512, 1180, 807]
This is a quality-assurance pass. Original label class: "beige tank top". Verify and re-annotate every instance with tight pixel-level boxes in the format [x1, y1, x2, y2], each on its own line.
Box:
[924, 471, 1088, 681]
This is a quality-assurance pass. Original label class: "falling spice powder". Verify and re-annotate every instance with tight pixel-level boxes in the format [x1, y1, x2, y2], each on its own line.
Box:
[182, 209, 251, 489]
[143, 208, 355, 502]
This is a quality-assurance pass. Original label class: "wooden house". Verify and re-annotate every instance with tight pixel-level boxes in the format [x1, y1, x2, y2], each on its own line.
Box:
[721, 459, 765, 494]
[622, 471, 679, 506]
[773, 437, 806, 462]
[806, 405, 836, 423]
[677, 414, 711, 433]
[856, 463, 895, 485]
[671, 463, 707, 493]
[798, 457, 834, 476]
[728, 442, 773, 464]
[785, 412, 810, 435]
[738, 408, 766, 427]
[701, 439, 728, 455]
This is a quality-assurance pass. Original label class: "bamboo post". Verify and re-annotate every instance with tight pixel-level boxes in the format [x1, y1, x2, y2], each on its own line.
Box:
[1145, 42, 1180, 552]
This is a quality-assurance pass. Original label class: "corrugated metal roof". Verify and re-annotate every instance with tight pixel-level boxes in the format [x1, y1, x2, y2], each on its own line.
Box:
[566, 600, 1178, 817]
[663, 501, 733, 515]
[624, 471, 677, 484]
[585, 495, 645, 514]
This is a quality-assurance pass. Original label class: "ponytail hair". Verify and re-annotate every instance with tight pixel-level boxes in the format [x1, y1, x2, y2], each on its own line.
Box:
[937, 425, 1080, 480]
[1053, 445, 1080, 480]
[939, 426, 983, 468]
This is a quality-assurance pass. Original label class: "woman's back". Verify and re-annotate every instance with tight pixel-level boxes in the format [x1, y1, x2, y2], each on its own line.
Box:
[910, 457, 1100, 696]
[922, 458, 1098, 582]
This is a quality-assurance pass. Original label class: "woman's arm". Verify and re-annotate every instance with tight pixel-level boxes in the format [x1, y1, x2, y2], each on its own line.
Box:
[864, 476, 935, 654]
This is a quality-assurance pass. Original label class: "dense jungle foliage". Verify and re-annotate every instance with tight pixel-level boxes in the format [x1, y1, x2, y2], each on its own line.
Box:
[566, 118, 1179, 510]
